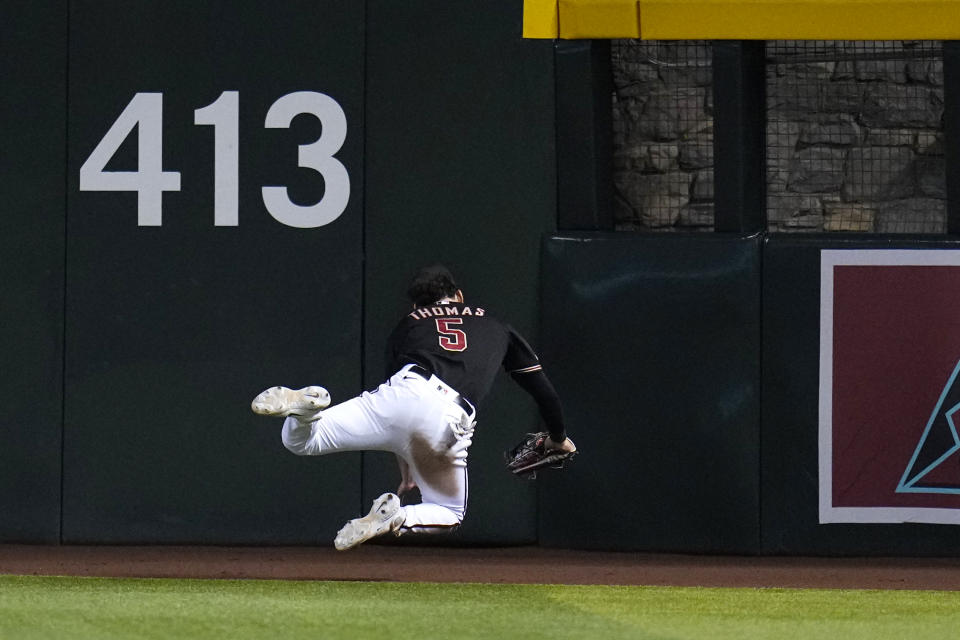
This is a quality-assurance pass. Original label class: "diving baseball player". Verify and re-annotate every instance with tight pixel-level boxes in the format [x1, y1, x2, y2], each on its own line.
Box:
[251, 264, 575, 550]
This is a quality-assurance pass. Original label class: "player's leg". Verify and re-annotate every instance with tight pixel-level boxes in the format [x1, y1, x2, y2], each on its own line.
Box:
[334, 452, 467, 551]
[332, 456, 467, 550]
[392, 399, 473, 535]
[398, 462, 468, 534]
[331, 464, 467, 550]
[267, 378, 419, 456]
[333, 384, 472, 548]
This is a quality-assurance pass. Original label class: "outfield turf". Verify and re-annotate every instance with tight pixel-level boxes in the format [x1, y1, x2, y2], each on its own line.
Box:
[2, 575, 959, 639]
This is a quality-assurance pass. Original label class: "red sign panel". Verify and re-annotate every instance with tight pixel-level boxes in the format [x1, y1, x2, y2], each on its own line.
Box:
[820, 250, 960, 524]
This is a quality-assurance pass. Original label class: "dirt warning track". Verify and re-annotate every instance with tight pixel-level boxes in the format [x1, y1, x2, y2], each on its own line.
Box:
[2, 545, 960, 590]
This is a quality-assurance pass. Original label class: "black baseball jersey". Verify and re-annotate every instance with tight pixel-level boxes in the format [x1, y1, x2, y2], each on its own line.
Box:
[385, 302, 542, 409]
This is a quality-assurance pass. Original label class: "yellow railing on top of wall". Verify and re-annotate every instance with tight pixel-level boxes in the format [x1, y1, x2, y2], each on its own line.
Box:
[524, 0, 960, 40]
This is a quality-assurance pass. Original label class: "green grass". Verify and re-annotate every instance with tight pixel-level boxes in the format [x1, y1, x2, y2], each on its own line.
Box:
[1, 575, 959, 639]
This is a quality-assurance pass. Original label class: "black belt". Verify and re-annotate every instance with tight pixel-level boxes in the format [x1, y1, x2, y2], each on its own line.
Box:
[407, 365, 475, 415]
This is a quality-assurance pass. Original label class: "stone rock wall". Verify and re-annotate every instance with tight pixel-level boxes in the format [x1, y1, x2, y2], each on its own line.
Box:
[612, 40, 947, 233]
[612, 42, 715, 231]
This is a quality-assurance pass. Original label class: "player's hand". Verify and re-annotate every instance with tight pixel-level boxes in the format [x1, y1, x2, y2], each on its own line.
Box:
[397, 479, 418, 496]
[395, 454, 417, 495]
[545, 436, 576, 453]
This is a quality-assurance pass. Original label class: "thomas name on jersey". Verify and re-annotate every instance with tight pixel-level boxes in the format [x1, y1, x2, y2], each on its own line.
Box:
[408, 306, 485, 320]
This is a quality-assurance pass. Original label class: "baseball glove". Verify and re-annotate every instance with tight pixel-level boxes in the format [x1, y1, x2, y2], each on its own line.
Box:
[504, 432, 577, 479]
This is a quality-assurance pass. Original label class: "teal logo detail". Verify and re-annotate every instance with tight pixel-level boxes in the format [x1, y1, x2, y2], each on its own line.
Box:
[898, 360, 960, 494]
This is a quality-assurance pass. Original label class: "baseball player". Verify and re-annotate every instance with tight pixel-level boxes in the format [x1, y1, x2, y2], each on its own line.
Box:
[251, 264, 575, 550]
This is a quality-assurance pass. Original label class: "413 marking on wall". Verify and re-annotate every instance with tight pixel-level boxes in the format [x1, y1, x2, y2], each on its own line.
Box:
[79, 91, 349, 228]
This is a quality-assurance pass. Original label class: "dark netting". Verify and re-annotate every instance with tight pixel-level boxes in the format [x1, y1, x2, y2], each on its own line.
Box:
[766, 41, 945, 233]
[612, 40, 714, 231]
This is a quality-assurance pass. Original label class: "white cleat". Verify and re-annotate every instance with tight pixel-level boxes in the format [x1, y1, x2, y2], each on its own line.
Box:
[334, 492, 405, 551]
[250, 386, 331, 417]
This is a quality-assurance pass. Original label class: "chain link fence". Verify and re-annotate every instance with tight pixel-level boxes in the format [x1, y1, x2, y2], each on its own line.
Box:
[612, 40, 715, 231]
[767, 40, 945, 233]
[611, 40, 947, 233]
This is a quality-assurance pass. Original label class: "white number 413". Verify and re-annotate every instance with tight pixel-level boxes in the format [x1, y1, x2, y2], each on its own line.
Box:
[79, 91, 349, 228]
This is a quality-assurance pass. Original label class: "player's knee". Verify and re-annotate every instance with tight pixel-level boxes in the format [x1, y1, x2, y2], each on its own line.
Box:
[280, 418, 322, 455]
[282, 438, 312, 455]
[447, 504, 466, 525]
[281, 433, 322, 455]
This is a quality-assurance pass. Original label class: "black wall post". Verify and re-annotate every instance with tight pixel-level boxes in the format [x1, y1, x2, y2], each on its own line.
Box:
[944, 41, 960, 235]
[712, 41, 766, 234]
[555, 40, 613, 230]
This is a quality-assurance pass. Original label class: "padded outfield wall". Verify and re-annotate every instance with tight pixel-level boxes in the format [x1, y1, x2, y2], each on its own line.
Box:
[0, 0, 555, 545]
[522, 1, 960, 556]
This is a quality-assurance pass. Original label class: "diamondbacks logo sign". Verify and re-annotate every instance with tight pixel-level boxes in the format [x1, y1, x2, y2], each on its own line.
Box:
[820, 249, 960, 525]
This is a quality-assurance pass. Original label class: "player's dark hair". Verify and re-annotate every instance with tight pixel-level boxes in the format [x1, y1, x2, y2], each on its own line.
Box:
[407, 264, 458, 307]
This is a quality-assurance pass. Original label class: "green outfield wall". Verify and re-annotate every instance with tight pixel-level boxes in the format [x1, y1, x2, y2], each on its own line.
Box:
[0, 0, 556, 546]
[0, 2, 67, 544]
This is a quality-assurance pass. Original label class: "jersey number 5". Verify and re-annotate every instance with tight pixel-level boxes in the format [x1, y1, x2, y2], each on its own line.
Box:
[436, 318, 467, 352]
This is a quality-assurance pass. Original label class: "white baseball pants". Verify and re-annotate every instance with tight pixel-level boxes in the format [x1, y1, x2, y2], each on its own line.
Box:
[280, 364, 475, 534]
